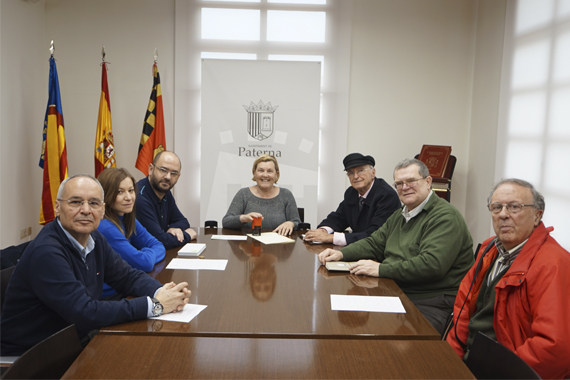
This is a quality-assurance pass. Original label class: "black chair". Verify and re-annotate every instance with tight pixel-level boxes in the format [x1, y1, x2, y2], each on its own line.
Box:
[1, 266, 16, 313]
[465, 332, 541, 380]
[0, 242, 30, 270]
[297, 208, 311, 230]
[1, 325, 82, 380]
[204, 220, 218, 229]
[440, 312, 453, 340]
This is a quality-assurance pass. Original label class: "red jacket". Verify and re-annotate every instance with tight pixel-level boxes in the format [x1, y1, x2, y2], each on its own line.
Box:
[447, 223, 570, 379]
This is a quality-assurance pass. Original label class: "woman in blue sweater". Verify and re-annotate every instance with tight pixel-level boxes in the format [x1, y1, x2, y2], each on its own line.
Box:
[97, 167, 165, 299]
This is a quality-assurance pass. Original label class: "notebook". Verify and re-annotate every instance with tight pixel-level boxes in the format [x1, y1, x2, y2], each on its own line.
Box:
[325, 261, 354, 272]
[178, 243, 206, 257]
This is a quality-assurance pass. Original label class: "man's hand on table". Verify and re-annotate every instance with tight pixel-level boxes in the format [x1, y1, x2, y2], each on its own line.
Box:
[155, 282, 191, 313]
[349, 260, 380, 277]
[317, 248, 343, 265]
[304, 228, 333, 244]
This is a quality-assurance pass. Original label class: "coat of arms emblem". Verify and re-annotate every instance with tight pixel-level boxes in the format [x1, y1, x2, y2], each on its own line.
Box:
[243, 100, 279, 141]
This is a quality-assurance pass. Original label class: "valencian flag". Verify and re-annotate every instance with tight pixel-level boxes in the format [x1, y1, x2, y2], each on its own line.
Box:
[39, 56, 69, 225]
[135, 63, 166, 175]
[95, 61, 116, 177]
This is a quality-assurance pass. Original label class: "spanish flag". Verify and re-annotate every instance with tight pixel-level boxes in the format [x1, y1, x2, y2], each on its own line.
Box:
[135, 63, 166, 175]
[39, 57, 68, 225]
[95, 62, 116, 177]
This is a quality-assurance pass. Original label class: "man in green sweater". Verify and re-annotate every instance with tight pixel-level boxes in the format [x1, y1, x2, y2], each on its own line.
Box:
[318, 158, 474, 334]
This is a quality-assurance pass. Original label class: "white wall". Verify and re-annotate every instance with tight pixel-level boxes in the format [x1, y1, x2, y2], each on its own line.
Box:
[0, 0, 47, 247]
[348, 0, 476, 215]
[43, 0, 175, 178]
[0, 0, 175, 247]
[349, 0, 508, 246]
[466, 0, 507, 245]
[0, 0, 509, 247]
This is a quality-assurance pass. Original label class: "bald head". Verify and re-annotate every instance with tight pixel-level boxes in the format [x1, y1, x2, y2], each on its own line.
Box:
[152, 151, 181, 171]
[57, 174, 104, 200]
[148, 151, 182, 199]
[54, 174, 105, 246]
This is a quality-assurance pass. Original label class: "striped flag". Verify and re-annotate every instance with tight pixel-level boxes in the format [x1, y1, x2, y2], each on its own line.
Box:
[135, 63, 166, 175]
[95, 62, 116, 177]
[39, 56, 69, 225]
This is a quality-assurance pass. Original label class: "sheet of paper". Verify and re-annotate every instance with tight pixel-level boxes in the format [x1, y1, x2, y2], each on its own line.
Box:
[247, 232, 295, 244]
[211, 235, 247, 241]
[150, 303, 207, 323]
[330, 295, 406, 313]
[166, 258, 228, 271]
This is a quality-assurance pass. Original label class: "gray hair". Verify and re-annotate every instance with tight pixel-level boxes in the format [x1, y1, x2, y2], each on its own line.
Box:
[393, 158, 430, 178]
[488, 178, 545, 212]
[56, 174, 105, 200]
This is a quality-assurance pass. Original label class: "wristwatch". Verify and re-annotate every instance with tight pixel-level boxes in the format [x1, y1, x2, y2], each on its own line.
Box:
[151, 298, 163, 317]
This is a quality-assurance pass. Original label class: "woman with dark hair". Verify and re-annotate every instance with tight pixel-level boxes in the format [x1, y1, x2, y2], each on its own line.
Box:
[97, 167, 165, 298]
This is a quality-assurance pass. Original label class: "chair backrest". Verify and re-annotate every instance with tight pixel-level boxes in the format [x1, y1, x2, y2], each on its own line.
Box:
[440, 312, 453, 340]
[297, 208, 310, 229]
[297, 208, 305, 223]
[204, 220, 218, 228]
[1, 266, 16, 313]
[465, 332, 541, 380]
[1, 242, 30, 270]
[1, 324, 82, 380]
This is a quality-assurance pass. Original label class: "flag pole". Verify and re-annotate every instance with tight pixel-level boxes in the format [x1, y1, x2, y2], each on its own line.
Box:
[135, 51, 167, 175]
[95, 45, 115, 177]
[39, 41, 68, 224]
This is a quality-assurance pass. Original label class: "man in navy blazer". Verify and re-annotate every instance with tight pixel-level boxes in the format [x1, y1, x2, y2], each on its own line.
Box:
[303, 153, 401, 246]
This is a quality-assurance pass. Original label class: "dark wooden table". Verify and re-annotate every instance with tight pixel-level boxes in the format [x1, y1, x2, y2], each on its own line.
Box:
[62, 334, 474, 379]
[100, 229, 439, 340]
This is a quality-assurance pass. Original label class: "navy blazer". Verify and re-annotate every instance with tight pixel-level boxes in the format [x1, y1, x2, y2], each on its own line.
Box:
[135, 177, 191, 250]
[317, 177, 401, 245]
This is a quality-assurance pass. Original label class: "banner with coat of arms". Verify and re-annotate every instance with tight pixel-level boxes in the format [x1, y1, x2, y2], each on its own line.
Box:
[201, 59, 320, 225]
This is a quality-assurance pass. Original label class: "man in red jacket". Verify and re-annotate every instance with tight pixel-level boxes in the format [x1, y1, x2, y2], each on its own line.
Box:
[447, 178, 570, 379]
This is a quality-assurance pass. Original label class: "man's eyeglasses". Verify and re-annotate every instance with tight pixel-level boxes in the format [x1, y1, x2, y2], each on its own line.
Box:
[58, 198, 104, 210]
[153, 165, 180, 177]
[488, 202, 536, 214]
[346, 167, 371, 178]
[393, 177, 426, 190]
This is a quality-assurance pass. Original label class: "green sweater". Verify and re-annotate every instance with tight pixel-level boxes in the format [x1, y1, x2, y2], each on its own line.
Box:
[341, 192, 474, 300]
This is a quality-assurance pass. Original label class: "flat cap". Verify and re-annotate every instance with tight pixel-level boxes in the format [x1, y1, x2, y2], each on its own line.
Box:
[343, 153, 375, 171]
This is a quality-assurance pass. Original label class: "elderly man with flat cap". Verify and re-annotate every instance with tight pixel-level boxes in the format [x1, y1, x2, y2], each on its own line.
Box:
[304, 153, 401, 246]
[318, 158, 474, 334]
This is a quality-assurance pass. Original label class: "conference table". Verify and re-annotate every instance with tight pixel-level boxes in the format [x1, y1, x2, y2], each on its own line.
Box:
[62, 228, 474, 379]
[100, 228, 438, 340]
[63, 335, 474, 379]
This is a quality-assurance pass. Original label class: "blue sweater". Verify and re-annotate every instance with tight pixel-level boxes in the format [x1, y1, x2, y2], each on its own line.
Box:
[0, 220, 162, 356]
[135, 177, 192, 250]
[98, 216, 165, 297]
